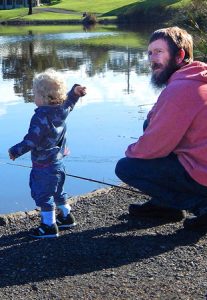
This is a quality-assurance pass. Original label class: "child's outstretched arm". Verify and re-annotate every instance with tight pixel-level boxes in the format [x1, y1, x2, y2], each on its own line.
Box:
[74, 85, 86, 97]
[8, 150, 16, 161]
[8, 112, 46, 161]
[64, 84, 86, 111]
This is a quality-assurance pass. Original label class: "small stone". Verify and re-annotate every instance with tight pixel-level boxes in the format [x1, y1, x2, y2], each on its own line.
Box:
[31, 284, 38, 291]
[0, 215, 8, 226]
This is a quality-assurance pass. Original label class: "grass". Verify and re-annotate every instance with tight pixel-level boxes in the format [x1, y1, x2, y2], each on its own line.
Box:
[23, 12, 81, 20]
[51, 0, 140, 14]
[0, 8, 79, 21]
[0, 0, 193, 21]
[113, 0, 192, 16]
[0, 8, 28, 19]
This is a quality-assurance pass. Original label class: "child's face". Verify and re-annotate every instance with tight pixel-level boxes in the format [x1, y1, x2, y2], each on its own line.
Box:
[34, 97, 44, 107]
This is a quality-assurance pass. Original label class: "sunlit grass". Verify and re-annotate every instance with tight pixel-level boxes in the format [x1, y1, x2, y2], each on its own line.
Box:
[23, 12, 81, 20]
[0, 8, 27, 19]
[0, 0, 193, 21]
[52, 0, 192, 14]
[51, 0, 140, 14]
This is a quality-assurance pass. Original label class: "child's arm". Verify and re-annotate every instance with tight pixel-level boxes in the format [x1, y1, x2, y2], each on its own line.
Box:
[64, 84, 86, 111]
[8, 112, 45, 160]
[8, 151, 16, 161]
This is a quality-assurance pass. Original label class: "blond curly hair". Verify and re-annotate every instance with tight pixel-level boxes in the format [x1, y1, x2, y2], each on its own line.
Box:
[33, 68, 67, 105]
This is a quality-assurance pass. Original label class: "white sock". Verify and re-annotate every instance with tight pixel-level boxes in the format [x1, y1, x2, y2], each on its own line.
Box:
[57, 203, 71, 217]
[41, 210, 56, 226]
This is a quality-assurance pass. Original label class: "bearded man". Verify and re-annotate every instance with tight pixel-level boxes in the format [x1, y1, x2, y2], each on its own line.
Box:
[115, 26, 207, 231]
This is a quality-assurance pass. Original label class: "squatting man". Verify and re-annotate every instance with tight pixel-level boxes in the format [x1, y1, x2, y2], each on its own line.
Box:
[115, 26, 207, 231]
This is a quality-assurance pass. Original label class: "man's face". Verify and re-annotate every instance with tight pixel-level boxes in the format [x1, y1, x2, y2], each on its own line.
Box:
[148, 39, 178, 88]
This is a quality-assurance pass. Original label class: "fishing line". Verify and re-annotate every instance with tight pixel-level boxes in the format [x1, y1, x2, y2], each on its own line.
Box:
[137, 103, 154, 107]
[0, 161, 142, 195]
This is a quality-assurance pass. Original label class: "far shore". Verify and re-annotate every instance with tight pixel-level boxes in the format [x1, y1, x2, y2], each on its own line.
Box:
[0, 18, 117, 26]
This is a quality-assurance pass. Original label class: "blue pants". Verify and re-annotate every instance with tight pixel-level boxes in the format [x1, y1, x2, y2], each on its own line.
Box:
[29, 161, 68, 211]
[115, 153, 207, 216]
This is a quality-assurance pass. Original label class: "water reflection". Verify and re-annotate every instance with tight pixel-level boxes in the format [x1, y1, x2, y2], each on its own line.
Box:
[0, 26, 158, 214]
[1, 29, 149, 101]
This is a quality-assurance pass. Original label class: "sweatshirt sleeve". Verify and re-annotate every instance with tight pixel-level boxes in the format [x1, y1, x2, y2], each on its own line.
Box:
[126, 87, 195, 159]
[9, 112, 46, 159]
[64, 84, 80, 111]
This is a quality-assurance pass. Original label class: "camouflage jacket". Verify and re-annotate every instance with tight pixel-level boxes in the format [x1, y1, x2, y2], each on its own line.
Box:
[9, 85, 80, 166]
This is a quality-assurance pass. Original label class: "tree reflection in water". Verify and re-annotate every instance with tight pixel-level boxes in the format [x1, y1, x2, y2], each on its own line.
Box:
[1, 28, 150, 103]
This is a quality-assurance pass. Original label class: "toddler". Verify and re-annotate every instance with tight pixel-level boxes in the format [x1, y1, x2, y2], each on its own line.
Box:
[9, 68, 86, 238]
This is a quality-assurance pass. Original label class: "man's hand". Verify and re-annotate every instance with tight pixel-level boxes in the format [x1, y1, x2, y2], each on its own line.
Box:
[74, 86, 86, 97]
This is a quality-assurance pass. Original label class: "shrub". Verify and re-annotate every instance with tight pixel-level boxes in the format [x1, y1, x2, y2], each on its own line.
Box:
[82, 13, 97, 26]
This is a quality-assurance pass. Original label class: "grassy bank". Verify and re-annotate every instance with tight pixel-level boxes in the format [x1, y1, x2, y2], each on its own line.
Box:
[116, 0, 192, 25]
[0, 0, 193, 24]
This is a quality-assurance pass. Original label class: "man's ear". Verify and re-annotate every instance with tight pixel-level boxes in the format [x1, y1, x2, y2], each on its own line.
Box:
[176, 48, 185, 64]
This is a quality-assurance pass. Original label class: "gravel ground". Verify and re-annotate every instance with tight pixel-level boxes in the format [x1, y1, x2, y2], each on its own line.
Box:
[0, 186, 207, 300]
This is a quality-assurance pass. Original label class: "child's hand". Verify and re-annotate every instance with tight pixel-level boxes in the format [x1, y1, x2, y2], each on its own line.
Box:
[8, 150, 16, 161]
[74, 86, 86, 97]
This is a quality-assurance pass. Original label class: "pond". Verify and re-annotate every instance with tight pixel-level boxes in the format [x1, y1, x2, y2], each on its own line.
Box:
[0, 24, 159, 214]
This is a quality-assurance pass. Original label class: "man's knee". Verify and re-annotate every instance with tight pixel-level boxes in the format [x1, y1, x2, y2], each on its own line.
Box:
[115, 157, 133, 181]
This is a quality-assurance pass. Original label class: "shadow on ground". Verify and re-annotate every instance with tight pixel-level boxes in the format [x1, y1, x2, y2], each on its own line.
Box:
[0, 215, 205, 288]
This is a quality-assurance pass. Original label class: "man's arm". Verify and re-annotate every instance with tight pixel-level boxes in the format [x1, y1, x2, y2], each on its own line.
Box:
[126, 84, 198, 159]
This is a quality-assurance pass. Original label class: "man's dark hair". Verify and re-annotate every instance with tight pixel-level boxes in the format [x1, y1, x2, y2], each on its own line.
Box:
[149, 26, 193, 64]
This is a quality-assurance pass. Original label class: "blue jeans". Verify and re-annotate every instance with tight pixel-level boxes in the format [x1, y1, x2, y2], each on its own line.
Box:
[115, 153, 207, 216]
[29, 160, 68, 211]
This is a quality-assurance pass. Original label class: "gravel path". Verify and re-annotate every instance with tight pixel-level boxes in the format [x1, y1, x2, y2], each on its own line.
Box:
[0, 186, 207, 300]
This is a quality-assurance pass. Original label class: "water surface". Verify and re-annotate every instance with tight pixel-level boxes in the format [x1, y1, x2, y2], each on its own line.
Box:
[0, 25, 158, 213]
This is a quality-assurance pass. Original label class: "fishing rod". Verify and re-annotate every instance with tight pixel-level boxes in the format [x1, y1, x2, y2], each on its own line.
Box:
[0, 161, 142, 195]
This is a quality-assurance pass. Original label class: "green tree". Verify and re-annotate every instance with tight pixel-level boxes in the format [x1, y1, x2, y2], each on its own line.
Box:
[28, 0, 32, 15]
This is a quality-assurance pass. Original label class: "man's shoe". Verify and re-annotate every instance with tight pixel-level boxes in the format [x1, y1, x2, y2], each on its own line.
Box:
[56, 212, 77, 229]
[183, 213, 207, 231]
[129, 201, 186, 221]
[29, 223, 59, 239]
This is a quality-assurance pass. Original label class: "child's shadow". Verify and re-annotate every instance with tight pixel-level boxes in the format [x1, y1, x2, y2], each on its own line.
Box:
[0, 216, 205, 288]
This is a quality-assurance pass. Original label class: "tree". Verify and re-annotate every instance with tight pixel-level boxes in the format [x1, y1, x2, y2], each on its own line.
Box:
[28, 0, 33, 15]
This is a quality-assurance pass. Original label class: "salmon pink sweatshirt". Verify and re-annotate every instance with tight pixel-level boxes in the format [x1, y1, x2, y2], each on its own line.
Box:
[126, 61, 207, 186]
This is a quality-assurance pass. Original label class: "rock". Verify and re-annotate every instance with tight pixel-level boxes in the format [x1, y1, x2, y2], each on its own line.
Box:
[0, 215, 8, 226]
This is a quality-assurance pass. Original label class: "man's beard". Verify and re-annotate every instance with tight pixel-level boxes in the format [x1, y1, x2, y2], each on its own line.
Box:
[150, 58, 179, 89]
